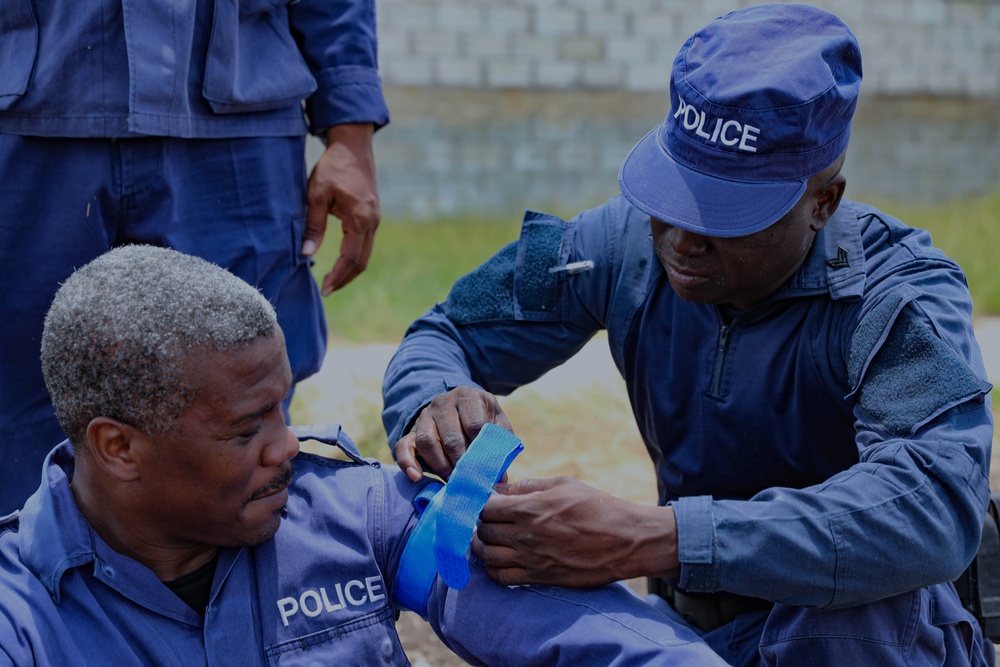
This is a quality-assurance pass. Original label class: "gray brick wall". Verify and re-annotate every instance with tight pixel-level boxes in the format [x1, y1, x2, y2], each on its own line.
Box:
[376, 0, 1000, 97]
[313, 1, 1000, 219]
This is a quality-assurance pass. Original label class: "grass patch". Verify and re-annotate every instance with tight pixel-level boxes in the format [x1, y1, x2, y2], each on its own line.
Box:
[310, 216, 521, 343]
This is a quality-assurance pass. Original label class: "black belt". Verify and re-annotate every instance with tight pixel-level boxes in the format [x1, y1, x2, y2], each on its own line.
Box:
[648, 577, 774, 633]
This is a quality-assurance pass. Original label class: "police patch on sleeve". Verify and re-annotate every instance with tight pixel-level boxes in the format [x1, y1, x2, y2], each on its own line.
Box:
[445, 212, 568, 324]
[848, 297, 990, 436]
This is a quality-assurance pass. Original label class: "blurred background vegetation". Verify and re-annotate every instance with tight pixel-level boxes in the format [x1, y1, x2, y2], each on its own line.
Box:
[313, 186, 1000, 346]
[314, 216, 520, 344]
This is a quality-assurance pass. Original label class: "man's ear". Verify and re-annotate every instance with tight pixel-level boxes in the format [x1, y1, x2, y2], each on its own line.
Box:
[810, 175, 847, 232]
[85, 417, 143, 482]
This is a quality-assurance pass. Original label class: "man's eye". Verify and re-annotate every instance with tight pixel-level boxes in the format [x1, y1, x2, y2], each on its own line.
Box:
[238, 427, 261, 440]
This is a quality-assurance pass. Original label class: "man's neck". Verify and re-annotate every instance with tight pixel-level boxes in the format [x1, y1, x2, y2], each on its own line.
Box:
[717, 303, 742, 324]
[71, 475, 220, 582]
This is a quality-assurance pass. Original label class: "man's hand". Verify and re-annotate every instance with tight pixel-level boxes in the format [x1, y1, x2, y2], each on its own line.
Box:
[395, 387, 513, 482]
[303, 123, 380, 294]
[472, 476, 680, 588]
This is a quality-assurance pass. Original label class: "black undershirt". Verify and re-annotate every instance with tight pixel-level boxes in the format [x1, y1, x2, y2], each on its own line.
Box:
[164, 555, 218, 616]
[717, 303, 741, 324]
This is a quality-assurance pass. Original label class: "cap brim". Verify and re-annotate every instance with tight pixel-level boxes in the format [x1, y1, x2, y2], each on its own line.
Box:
[618, 127, 808, 238]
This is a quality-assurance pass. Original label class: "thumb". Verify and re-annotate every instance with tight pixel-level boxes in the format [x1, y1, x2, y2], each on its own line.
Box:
[394, 433, 425, 483]
[302, 199, 330, 257]
[493, 477, 561, 496]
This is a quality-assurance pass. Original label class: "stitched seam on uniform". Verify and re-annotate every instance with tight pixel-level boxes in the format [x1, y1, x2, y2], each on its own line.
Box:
[265, 606, 396, 656]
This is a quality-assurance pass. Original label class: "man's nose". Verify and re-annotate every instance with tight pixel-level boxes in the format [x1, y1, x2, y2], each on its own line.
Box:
[262, 424, 300, 467]
[667, 225, 710, 256]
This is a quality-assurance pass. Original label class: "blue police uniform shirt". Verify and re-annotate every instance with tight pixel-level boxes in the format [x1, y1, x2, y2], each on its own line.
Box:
[0, 0, 389, 138]
[381, 195, 994, 609]
[0, 429, 728, 666]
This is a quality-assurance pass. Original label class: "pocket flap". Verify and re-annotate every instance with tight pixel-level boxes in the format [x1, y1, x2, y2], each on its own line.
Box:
[0, 0, 39, 110]
[202, 0, 316, 115]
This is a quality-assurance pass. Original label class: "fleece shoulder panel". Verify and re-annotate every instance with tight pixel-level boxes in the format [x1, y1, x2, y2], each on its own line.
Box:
[847, 291, 991, 436]
[445, 211, 569, 324]
[445, 241, 518, 324]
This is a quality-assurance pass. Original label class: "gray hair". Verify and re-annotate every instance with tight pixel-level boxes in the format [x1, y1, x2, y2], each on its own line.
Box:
[41, 245, 279, 446]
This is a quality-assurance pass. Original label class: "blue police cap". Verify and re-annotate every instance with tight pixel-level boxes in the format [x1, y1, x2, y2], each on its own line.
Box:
[618, 3, 862, 237]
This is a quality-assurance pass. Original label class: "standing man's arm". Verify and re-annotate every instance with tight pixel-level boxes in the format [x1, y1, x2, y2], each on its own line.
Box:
[306, 122, 379, 293]
[290, 0, 389, 291]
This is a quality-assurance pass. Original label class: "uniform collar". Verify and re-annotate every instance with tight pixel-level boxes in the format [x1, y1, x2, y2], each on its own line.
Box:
[19, 443, 244, 621]
[776, 199, 867, 302]
[19, 442, 98, 603]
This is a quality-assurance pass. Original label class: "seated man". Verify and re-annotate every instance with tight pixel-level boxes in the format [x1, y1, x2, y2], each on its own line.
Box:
[0, 245, 727, 666]
[380, 4, 996, 666]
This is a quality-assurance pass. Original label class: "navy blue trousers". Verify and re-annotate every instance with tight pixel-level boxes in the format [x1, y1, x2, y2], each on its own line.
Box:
[0, 134, 326, 512]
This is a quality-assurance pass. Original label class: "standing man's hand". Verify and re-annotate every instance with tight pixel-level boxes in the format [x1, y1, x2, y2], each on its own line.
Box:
[395, 387, 514, 482]
[303, 122, 380, 294]
[472, 476, 680, 588]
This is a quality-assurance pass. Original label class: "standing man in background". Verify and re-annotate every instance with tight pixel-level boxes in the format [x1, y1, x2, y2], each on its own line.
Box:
[0, 0, 387, 512]
[381, 4, 995, 665]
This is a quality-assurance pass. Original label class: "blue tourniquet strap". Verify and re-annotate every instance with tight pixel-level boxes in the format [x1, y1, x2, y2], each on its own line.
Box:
[392, 423, 524, 618]
[434, 423, 524, 590]
[393, 480, 445, 618]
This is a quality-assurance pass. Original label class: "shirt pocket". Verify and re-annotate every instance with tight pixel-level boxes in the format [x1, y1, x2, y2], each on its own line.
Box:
[202, 0, 317, 114]
[0, 0, 39, 110]
[265, 606, 409, 666]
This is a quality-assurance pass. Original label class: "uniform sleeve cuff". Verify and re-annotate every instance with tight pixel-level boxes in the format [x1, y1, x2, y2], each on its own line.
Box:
[306, 65, 390, 134]
[672, 495, 721, 592]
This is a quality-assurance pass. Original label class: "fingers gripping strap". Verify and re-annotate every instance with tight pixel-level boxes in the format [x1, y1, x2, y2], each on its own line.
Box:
[434, 423, 524, 590]
[392, 424, 523, 618]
